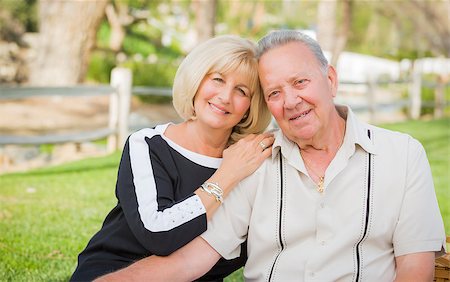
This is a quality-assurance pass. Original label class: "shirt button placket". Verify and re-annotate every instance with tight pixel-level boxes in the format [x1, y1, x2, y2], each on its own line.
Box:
[304, 266, 317, 282]
[307, 271, 316, 282]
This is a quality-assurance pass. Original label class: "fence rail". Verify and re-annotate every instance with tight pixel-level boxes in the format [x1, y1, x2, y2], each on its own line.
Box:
[0, 67, 448, 148]
[0, 85, 119, 147]
[0, 85, 115, 99]
[0, 128, 115, 145]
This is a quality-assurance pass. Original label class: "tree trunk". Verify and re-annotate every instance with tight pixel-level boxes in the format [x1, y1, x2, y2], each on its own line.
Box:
[317, 0, 352, 67]
[250, 2, 265, 34]
[192, 0, 217, 45]
[105, 3, 126, 52]
[317, 0, 337, 54]
[29, 0, 107, 86]
[331, 0, 352, 67]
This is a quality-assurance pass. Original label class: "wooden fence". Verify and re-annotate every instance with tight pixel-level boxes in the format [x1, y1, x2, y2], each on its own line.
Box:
[0, 68, 171, 152]
[0, 67, 448, 150]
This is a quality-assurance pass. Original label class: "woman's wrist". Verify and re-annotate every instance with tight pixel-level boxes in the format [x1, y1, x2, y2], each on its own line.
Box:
[200, 182, 223, 203]
[206, 173, 238, 198]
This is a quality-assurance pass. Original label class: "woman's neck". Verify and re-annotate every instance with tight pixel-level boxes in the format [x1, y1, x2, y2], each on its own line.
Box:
[165, 120, 231, 158]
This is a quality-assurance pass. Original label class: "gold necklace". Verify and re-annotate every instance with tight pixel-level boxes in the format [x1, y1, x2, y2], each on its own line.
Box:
[302, 122, 346, 194]
[303, 159, 325, 193]
[317, 176, 325, 193]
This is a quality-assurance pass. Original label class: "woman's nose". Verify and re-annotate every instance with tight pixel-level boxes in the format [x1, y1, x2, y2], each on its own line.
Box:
[217, 87, 232, 103]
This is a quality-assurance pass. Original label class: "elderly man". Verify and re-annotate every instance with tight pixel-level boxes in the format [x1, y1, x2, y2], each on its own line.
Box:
[98, 30, 446, 281]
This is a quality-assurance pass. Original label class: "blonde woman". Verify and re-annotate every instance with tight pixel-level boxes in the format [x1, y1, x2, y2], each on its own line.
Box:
[71, 35, 273, 281]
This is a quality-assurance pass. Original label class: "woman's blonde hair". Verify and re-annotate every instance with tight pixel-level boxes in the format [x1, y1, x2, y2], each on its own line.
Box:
[172, 35, 271, 144]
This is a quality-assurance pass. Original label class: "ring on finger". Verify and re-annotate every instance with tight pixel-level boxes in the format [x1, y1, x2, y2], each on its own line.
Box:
[259, 141, 266, 150]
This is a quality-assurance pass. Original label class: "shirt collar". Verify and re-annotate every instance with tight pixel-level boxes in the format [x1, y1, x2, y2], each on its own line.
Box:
[271, 104, 377, 162]
[271, 129, 296, 161]
[339, 105, 377, 155]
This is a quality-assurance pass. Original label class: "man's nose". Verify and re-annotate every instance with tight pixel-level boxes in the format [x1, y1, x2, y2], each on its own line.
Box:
[284, 89, 301, 109]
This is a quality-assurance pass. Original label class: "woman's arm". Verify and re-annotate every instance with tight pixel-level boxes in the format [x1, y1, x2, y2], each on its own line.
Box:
[117, 130, 273, 255]
[117, 131, 209, 256]
[95, 237, 221, 282]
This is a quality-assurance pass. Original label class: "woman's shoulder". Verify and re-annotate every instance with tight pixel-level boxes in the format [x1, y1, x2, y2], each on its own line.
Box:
[125, 123, 172, 154]
[128, 123, 171, 141]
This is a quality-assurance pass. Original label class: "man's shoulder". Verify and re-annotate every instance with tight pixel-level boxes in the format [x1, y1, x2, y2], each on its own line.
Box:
[366, 124, 424, 155]
[368, 124, 411, 140]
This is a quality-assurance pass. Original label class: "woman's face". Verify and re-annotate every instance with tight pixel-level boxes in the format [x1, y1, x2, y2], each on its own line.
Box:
[193, 71, 252, 132]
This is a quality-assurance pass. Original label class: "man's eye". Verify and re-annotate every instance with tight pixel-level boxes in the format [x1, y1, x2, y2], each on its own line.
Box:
[268, 91, 279, 98]
[295, 79, 307, 85]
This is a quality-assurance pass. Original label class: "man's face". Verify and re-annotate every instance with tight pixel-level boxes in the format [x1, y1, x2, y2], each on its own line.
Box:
[258, 42, 337, 144]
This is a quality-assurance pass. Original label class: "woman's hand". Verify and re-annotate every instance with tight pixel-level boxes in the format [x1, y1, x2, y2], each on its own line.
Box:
[211, 133, 275, 196]
[195, 132, 275, 219]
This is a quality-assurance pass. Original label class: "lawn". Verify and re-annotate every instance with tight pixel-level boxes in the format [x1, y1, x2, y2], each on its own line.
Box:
[0, 118, 448, 281]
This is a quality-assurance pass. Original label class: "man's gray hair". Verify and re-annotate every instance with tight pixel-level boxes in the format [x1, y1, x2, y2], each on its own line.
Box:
[257, 30, 329, 73]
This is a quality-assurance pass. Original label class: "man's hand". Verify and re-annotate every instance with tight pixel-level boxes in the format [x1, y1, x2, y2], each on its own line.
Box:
[394, 252, 435, 282]
[95, 237, 222, 282]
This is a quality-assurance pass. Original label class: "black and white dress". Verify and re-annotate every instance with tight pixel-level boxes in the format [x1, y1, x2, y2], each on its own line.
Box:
[71, 123, 246, 281]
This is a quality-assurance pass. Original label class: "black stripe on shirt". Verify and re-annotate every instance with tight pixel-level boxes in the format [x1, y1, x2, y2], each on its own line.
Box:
[268, 153, 285, 281]
[355, 129, 373, 281]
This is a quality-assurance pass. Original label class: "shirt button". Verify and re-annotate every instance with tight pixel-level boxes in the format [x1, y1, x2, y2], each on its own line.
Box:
[320, 203, 325, 208]
[310, 272, 315, 277]
[321, 240, 326, 246]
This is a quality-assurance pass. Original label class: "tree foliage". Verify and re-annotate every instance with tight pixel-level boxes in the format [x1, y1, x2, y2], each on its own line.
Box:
[0, 0, 37, 43]
[347, 0, 449, 60]
[1, 0, 447, 86]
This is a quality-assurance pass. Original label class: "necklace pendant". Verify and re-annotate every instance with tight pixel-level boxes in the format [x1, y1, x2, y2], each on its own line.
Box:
[317, 176, 325, 194]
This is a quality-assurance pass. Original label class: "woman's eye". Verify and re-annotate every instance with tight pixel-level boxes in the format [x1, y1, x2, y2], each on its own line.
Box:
[237, 88, 248, 96]
[213, 77, 224, 83]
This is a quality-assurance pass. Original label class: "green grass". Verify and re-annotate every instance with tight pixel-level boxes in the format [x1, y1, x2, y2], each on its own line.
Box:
[0, 153, 121, 281]
[0, 119, 448, 281]
[381, 118, 450, 232]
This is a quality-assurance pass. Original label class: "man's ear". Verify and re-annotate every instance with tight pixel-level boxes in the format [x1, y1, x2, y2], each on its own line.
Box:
[327, 65, 338, 98]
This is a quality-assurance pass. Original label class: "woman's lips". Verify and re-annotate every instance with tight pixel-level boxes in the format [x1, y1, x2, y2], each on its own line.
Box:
[209, 102, 230, 114]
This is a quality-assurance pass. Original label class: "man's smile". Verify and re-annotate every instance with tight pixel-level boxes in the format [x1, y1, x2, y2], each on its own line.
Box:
[289, 108, 312, 121]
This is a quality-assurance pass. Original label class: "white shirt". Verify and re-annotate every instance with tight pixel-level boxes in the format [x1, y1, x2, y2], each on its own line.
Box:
[202, 106, 446, 282]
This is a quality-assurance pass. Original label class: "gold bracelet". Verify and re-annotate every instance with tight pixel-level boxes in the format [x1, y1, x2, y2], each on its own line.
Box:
[200, 182, 224, 203]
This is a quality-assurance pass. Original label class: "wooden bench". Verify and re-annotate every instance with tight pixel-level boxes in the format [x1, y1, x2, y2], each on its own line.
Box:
[434, 236, 450, 282]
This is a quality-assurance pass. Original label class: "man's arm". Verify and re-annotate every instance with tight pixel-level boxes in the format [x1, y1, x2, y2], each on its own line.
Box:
[95, 237, 221, 282]
[394, 252, 435, 282]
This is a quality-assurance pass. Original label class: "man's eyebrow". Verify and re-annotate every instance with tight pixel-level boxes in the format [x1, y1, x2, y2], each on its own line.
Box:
[262, 84, 278, 94]
[287, 72, 308, 81]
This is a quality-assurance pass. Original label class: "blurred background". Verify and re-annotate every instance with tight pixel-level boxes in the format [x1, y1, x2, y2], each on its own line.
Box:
[1, 0, 449, 86]
[0, 0, 449, 280]
[1, 0, 449, 171]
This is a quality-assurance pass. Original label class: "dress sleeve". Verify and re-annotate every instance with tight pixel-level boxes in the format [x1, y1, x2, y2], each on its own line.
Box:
[116, 129, 207, 256]
[392, 137, 446, 257]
